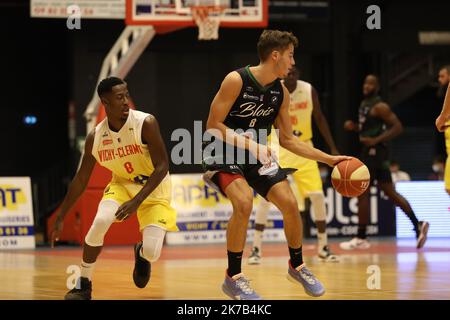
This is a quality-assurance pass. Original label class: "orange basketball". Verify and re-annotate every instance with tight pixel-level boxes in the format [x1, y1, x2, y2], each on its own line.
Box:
[331, 157, 370, 197]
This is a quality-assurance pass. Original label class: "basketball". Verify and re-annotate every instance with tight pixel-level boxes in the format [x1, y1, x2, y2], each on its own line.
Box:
[331, 157, 370, 197]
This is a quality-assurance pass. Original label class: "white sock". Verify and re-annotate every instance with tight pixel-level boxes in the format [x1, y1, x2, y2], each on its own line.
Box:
[253, 230, 263, 255]
[81, 261, 95, 280]
[317, 232, 328, 252]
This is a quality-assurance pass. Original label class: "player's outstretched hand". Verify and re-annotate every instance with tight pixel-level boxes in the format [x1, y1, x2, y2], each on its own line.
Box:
[51, 217, 64, 248]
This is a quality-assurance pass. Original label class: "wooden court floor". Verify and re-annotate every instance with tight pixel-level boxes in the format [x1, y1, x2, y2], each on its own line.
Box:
[1, 238, 449, 300]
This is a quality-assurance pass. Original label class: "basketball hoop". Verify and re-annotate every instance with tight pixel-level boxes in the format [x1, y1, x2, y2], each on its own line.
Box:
[191, 6, 224, 40]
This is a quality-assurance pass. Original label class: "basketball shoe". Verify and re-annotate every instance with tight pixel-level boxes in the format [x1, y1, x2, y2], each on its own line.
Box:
[133, 242, 151, 288]
[248, 247, 261, 265]
[287, 261, 325, 297]
[222, 272, 262, 300]
[339, 237, 371, 250]
[64, 277, 92, 300]
[318, 245, 340, 262]
[416, 221, 429, 249]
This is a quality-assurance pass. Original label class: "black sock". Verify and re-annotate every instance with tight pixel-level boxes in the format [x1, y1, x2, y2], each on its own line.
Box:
[405, 211, 420, 235]
[227, 251, 243, 277]
[288, 246, 303, 268]
[357, 224, 367, 239]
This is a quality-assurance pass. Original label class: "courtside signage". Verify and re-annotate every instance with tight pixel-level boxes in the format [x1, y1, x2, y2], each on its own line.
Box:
[0, 177, 35, 249]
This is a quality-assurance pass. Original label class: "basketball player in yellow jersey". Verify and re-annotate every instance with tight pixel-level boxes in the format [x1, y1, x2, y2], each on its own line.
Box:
[248, 67, 340, 264]
[435, 67, 450, 195]
[51, 77, 177, 300]
[444, 128, 450, 195]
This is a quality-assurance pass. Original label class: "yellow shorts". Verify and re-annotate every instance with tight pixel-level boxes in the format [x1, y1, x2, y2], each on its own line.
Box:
[445, 156, 450, 191]
[278, 140, 323, 209]
[102, 175, 178, 232]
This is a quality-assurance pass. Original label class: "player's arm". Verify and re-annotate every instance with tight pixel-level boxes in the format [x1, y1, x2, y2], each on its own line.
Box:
[115, 115, 169, 221]
[275, 85, 349, 167]
[51, 131, 97, 246]
[360, 102, 403, 146]
[436, 82, 450, 132]
[206, 72, 272, 163]
[311, 86, 339, 154]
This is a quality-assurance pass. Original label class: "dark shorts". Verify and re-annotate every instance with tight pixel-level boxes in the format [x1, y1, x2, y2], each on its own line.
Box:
[203, 160, 295, 199]
[360, 145, 392, 184]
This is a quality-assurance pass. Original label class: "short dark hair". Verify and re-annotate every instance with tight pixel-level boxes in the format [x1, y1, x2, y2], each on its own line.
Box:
[257, 30, 298, 62]
[97, 77, 125, 98]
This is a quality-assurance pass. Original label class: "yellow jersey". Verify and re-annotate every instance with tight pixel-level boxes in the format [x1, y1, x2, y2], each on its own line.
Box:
[286, 80, 313, 142]
[92, 109, 163, 185]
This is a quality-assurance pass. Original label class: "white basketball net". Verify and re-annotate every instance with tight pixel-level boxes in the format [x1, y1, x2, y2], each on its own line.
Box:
[192, 6, 223, 40]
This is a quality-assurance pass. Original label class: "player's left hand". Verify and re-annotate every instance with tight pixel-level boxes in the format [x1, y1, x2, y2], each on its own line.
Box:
[115, 199, 140, 221]
[359, 136, 379, 147]
[326, 155, 352, 167]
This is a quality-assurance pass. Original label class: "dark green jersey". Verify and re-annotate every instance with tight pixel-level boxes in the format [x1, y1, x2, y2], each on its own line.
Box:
[203, 66, 284, 167]
[223, 65, 284, 143]
[359, 95, 385, 141]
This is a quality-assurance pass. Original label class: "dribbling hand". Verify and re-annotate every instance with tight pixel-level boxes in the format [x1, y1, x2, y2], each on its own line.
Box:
[326, 155, 353, 167]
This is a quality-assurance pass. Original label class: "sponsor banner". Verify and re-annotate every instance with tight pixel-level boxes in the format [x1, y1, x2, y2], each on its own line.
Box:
[305, 184, 396, 237]
[30, 0, 125, 19]
[395, 181, 450, 238]
[167, 174, 396, 245]
[0, 177, 35, 249]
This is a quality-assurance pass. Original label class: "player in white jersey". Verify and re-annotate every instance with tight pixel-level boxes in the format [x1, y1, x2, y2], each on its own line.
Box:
[248, 67, 340, 264]
[51, 77, 177, 300]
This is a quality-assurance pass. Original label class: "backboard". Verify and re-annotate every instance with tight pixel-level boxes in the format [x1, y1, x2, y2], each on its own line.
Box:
[126, 0, 268, 27]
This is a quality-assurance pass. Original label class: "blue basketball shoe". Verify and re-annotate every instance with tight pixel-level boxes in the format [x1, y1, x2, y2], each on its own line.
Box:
[287, 261, 325, 297]
[222, 271, 262, 300]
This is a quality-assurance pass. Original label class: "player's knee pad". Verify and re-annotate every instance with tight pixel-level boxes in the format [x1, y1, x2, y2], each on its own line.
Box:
[85, 200, 118, 246]
[255, 197, 271, 225]
[309, 192, 326, 221]
[141, 226, 166, 263]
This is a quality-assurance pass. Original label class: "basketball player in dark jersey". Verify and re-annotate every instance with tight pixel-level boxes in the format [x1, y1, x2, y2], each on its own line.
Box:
[202, 30, 350, 300]
[340, 74, 429, 250]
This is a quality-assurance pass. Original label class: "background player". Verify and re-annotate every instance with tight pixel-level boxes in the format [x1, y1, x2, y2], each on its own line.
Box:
[248, 66, 340, 265]
[435, 66, 450, 195]
[202, 30, 350, 300]
[340, 74, 429, 250]
[51, 77, 178, 300]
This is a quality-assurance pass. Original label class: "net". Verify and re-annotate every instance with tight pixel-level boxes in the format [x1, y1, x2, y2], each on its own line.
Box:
[191, 5, 224, 40]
